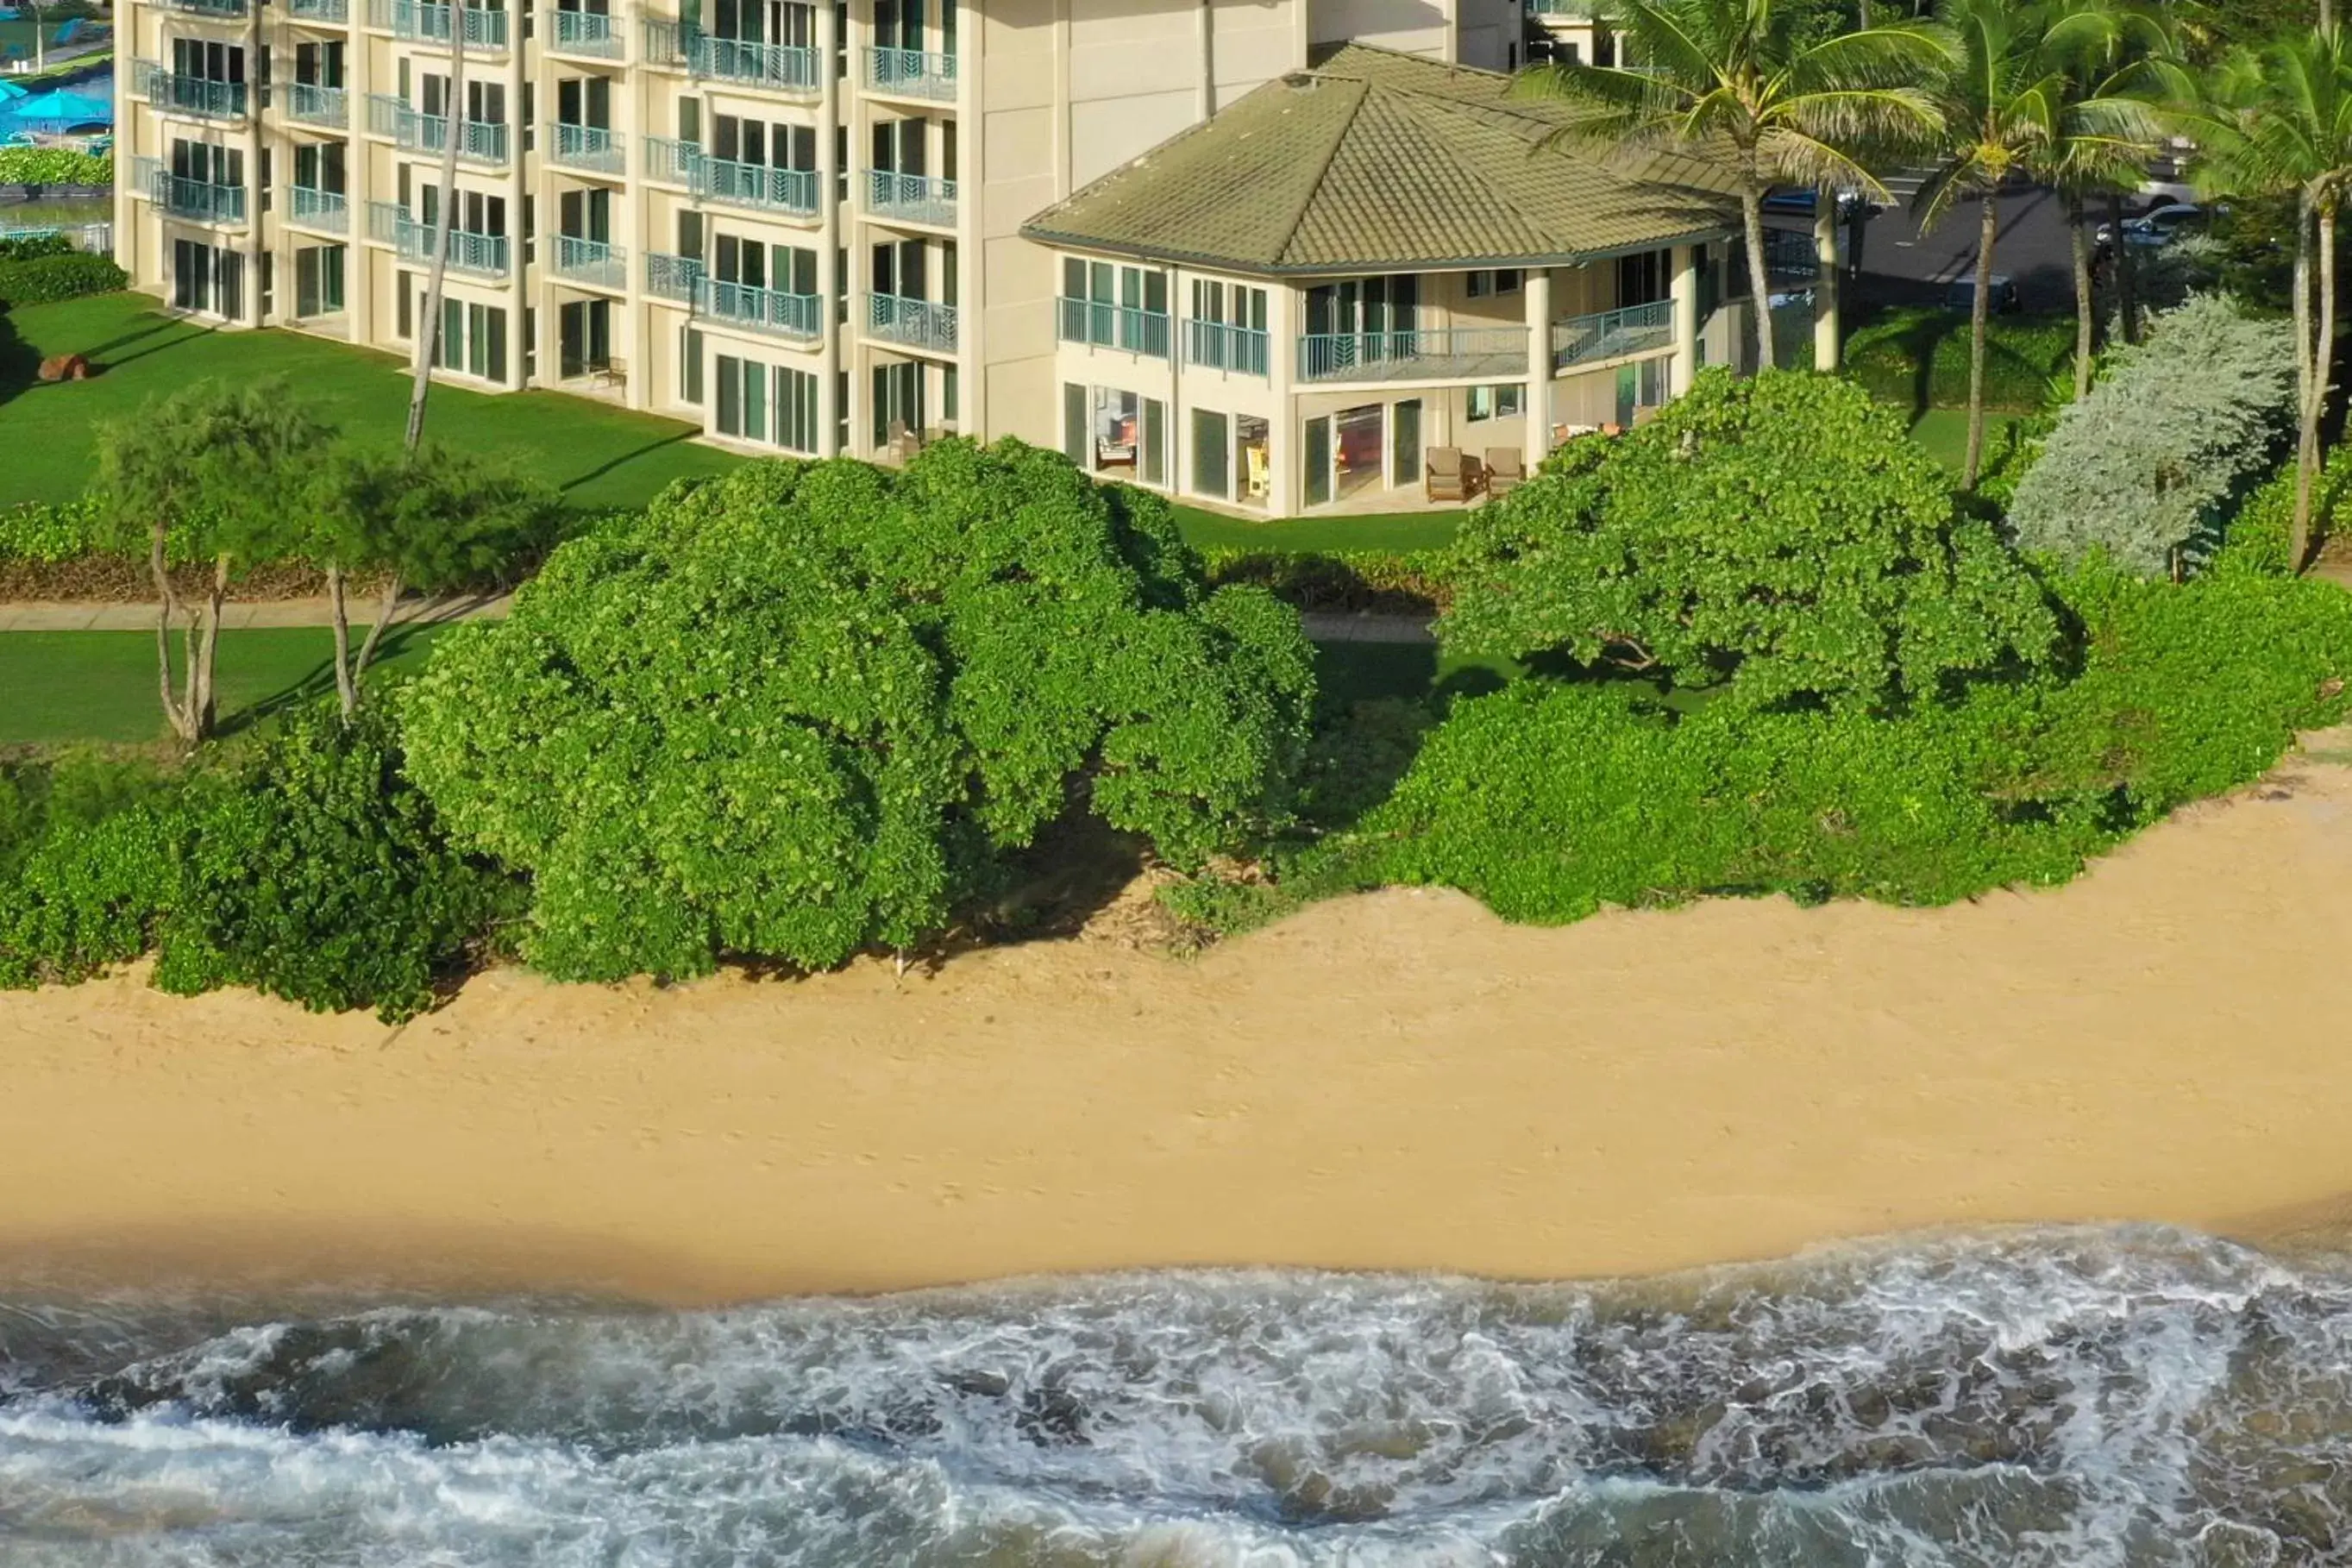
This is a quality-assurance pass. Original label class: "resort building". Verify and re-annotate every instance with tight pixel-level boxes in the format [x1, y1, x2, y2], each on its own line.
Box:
[108, 0, 1747, 515]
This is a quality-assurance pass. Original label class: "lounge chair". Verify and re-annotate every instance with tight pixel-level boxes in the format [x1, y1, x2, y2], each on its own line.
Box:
[1484, 448, 1525, 498]
[1426, 446, 1476, 502]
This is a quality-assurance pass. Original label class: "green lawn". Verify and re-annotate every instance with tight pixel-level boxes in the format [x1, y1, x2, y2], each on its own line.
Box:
[1170, 505, 1461, 555]
[0, 293, 743, 511]
[0, 624, 447, 745]
[1904, 407, 2028, 474]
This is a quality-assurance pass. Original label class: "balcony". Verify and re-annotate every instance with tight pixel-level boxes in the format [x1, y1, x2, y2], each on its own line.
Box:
[1057, 297, 1169, 359]
[367, 95, 509, 166]
[367, 201, 510, 277]
[645, 250, 704, 301]
[701, 279, 822, 340]
[137, 64, 248, 121]
[288, 185, 349, 231]
[863, 46, 955, 102]
[550, 5, 624, 57]
[552, 235, 627, 288]
[1526, 0, 1601, 15]
[285, 82, 348, 127]
[367, 0, 511, 51]
[1295, 327, 1527, 384]
[169, 0, 248, 17]
[699, 156, 818, 216]
[286, 0, 351, 21]
[1551, 299, 1672, 370]
[149, 169, 248, 224]
[1183, 318, 1270, 378]
[868, 292, 956, 354]
[641, 16, 685, 63]
[865, 170, 955, 229]
[549, 122, 624, 174]
[691, 34, 819, 91]
[642, 134, 697, 185]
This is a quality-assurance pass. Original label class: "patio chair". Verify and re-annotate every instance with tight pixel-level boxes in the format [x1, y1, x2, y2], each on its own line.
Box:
[1425, 446, 1475, 502]
[1245, 445, 1270, 499]
[1484, 448, 1525, 499]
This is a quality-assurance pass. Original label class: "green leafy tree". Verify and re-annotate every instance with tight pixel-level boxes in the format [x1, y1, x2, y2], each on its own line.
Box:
[400, 442, 1316, 981]
[1440, 369, 2059, 712]
[1510, 0, 1949, 371]
[90, 380, 334, 743]
[305, 443, 558, 716]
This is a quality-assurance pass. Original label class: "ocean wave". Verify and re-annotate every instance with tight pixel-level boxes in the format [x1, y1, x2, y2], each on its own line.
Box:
[2, 1226, 2349, 1566]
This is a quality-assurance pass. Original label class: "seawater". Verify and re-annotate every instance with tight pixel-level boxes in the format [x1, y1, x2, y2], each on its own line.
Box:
[2, 1226, 2349, 1565]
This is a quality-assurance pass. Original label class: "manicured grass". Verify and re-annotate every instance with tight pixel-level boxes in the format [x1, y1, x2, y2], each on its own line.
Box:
[0, 293, 743, 511]
[1171, 505, 1461, 555]
[1314, 640, 1517, 710]
[0, 624, 447, 745]
[1905, 407, 2027, 473]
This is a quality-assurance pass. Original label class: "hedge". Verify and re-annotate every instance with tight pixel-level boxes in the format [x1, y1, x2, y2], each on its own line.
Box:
[1844, 308, 2077, 413]
[0, 252, 126, 308]
[0, 148, 113, 187]
[0, 233, 75, 264]
[1200, 546, 1450, 617]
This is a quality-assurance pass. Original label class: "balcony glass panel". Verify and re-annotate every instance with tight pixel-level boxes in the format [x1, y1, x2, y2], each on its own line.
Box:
[285, 82, 348, 125]
[550, 122, 624, 173]
[552, 6, 624, 56]
[287, 0, 352, 21]
[644, 251, 705, 300]
[689, 34, 818, 91]
[1182, 319, 1270, 377]
[553, 235, 628, 288]
[1550, 299, 1673, 370]
[150, 169, 248, 223]
[699, 157, 818, 216]
[1056, 297, 1169, 359]
[367, 0, 511, 50]
[289, 185, 349, 230]
[864, 170, 955, 228]
[868, 292, 957, 354]
[863, 46, 956, 101]
[702, 279, 824, 339]
[139, 64, 248, 119]
[1295, 327, 1527, 383]
[367, 201, 509, 277]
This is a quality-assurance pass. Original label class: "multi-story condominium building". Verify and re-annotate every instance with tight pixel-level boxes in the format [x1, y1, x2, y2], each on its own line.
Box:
[110, 0, 1745, 517]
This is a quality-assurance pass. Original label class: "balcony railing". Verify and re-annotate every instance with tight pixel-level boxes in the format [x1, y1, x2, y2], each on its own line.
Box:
[552, 235, 627, 288]
[1526, 0, 1601, 16]
[863, 46, 955, 100]
[689, 34, 819, 91]
[868, 292, 956, 354]
[1296, 327, 1527, 383]
[700, 156, 818, 216]
[700, 279, 823, 340]
[150, 169, 248, 223]
[550, 122, 624, 174]
[367, 95, 509, 165]
[367, 0, 511, 50]
[137, 64, 248, 120]
[1551, 299, 1673, 370]
[1057, 297, 1169, 359]
[641, 16, 685, 63]
[865, 170, 955, 228]
[288, 185, 349, 230]
[645, 250, 704, 301]
[367, 200, 510, 277]
[1183, 318, 1270, 378]
[287, 0, 351, 21]
[642, 135, 697, 184]
[169, 0, 248, 17]
[551, 5, 624, 56]
[285, 82, 348, 126]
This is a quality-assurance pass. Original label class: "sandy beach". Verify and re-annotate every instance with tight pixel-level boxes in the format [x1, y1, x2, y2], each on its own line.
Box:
[3, 737, 2351, 1306]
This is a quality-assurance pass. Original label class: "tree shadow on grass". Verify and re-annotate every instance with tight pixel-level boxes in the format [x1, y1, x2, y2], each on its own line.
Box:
[556, 430, 699, 499]
[215, 622, 436, 739]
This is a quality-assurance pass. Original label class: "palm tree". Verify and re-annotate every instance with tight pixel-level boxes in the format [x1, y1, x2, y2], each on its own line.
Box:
[1914, 0, 2070, 488]
[1511, 0, 1950, 373]
[2186, 25, 2352, 568]
[406, 0, 470, 453]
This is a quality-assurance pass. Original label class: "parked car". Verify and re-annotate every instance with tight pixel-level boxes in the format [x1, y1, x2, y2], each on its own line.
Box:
[1944, 273, 2021, 314]
[1761, 186, 1870, 216]
[2095, 203, 2213, 249]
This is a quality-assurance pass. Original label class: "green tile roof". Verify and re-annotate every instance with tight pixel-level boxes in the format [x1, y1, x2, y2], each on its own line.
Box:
[1019, 44, 1742, 276]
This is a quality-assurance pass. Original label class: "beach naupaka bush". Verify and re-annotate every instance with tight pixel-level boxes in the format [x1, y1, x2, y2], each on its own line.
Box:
[399, 441, 1316, 982]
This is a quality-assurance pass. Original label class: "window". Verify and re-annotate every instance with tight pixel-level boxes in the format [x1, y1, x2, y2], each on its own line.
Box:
[1190, 409, 1230, 499]
[681, 324, 705, 404]
[776, 366, 819, 452]
[715, 354, 768, 441]
[1465, 268, 1523, 298]
[1466, 384, 1526, 422]
[1062, 382, 1086, 467]
[170, 239, 243, 318]
[294, 243, 345, 317]
[433, 300, 508, 380]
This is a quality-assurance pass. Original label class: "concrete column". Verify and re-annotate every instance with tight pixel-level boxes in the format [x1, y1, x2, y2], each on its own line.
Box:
[817, 0, 842, 449]
[1812, 198, 1839, 372]
[844, 0, 870, 452]
[953, 0, 980, 439]
[349, 9, 377, 348]
[112, 6, 133, 281]
[1669, 241, 1699, 395]
[507, 30, 529, 386]
[245, 6, 265, 323]
[1523, 264, 1550, 470]
[1267, 280, 1301, 517]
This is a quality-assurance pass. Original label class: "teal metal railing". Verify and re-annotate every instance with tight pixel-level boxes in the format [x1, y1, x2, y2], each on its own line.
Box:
[865, 169, 955, 227]
[702, 279, 824, 339]
[1550, 299, 1672, 369]
[1183, 319, 1270, 377]
[553, 235, 628, 288]
[367, 201, 510, 276]
[1296, 327, 1526, 382]
[285, 82, 348, 125]
[288, 184, 349, 230]
[868, 292, 957, 354]
[138, 63, 248, 119]
[550, 122, 624, 173]
[864, 46, 956, 100]
[1057, 297, 1170, 359]
[552, 5, 624, 55]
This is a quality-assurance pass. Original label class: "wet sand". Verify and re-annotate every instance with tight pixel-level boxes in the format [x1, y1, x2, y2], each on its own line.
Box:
[4, 739, 2351, 1305]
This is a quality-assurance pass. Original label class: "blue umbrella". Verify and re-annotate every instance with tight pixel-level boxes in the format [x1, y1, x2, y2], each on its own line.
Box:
[1, 86, 112, 131]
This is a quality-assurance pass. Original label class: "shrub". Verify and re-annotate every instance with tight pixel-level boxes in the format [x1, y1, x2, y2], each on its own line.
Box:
[0, 788, 185, 990]
[1441, 370, 2059, 713]
[0, 497, 104, 562]
[0, 232, 74, 263]
[2210, 447, 2352, 578]
[1844, 308, 2078, 412]
[1199, 546, 1451, 616]
[2008, 295, 2298, 577]
[402, 442, 1317, 981]
[0, 251, 127, 307]
[0, 147, 112, 187]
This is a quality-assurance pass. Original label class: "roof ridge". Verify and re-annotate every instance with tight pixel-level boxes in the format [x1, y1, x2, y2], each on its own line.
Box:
[1262, 75, 1370, 272]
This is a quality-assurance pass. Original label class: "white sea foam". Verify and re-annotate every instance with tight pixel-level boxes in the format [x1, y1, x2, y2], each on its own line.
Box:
[1, 1226, 2348, 1566]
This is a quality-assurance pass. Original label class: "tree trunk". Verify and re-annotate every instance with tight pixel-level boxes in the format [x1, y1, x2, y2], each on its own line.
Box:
[351, 571, 405, 688]
[149, 520, 198, 743]
[1740, 181, 1776, 372]
[1963, 191, 1998, 489]
[328, 562, 357, 718]
[1813, 192, 1840, 372]
[191, 553, 229, 739]
[2068, 190, 2094, 403]
[2293, 189, 2319, 572]
[405, 0, 468, 453]
[2295, 195, 2337, 573]
[2108, 191, 2137, 345]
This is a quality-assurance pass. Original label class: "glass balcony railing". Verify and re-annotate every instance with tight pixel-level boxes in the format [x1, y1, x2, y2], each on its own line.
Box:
[700, 279, 823, 339]
[550, 122, 624, 174]
[865, 169, 955, 228]
[699, 156, 818, 216]
[150, 169, 248, 223]
[552, 235, 627, 288]
[286, 0, 352, 21]
[367, 200, 510, 277]
[551, 5, 624, 56]
[1526, 0, 1602, 16]
[169, 0, 249, 18]
[1057, 297, 1170, 359]
[863, 46, 955, 101]
[1295, 327, 1527, 383]
[137, 63, 248, 120]
[689, 34, 819, 91]
[1183, 318, 1270, 377]
[367, 95, 509, 165]
[288, 185, 349, 230]
[867, 292, 956, 354]
[1550, 299, 1673, 370]
[645, 251, 705, 301]
[285, 82, 349, 126]
[642, 135, 697, 184]
[640, 16, 686, 63]
[367, 0, 511, 50]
